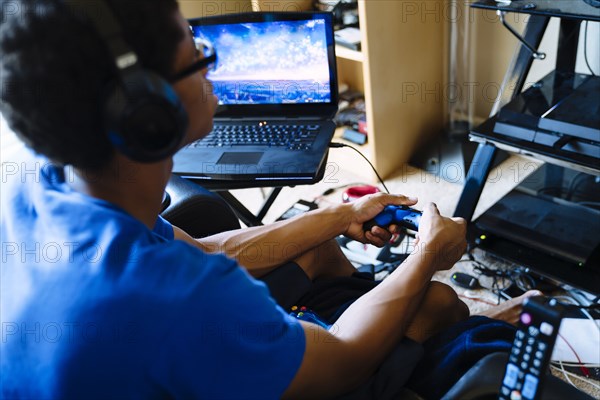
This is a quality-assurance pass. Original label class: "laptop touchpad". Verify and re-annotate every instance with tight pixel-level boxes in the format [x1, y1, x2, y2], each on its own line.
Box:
[217, 152, 264, 165]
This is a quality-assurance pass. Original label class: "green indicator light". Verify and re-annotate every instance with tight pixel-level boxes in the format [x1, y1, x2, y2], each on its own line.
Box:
[480, 235, 487, 240]
[578, 262, 584, 267]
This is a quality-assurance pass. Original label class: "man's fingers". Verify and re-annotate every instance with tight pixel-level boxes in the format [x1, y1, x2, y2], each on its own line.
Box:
[373, 193, 418, 206]
[373, 226, 392, 242]
[369, 226, 392, 242]
[424, 202, 440, 216]
[393, 195, 418, 206]
[451, 217, 467, 225]
[365, 231, 386, 247]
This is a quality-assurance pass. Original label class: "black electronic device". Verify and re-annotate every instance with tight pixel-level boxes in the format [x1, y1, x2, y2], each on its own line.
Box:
[485, 71, 600, 171]
[451, 272, 480, 289]
[342, 128, 367, 145]
[334, 27, 361, 50]
[472, 164, 600, 295]
[277, 200, 319, 221]
[472, 0, 600, 21]
[64, 1, 188, 163]
[499, 296, 566, 400]
[173, 12, 338, 185]
[500, 283, 527, 300]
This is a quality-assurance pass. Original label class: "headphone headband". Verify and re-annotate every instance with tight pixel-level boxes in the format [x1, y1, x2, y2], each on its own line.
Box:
[66, 0, 141, 74]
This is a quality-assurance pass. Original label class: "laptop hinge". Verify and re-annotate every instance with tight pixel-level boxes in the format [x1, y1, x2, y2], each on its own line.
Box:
[217, 116, 323, 121]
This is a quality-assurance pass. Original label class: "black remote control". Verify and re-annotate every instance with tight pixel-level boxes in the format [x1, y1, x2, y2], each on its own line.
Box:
[499, 296, 566, 400]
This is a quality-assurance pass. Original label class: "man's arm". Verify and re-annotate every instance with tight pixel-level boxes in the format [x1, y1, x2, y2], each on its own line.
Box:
[173, 193, 416, 277]
[283, 204, 468, 399]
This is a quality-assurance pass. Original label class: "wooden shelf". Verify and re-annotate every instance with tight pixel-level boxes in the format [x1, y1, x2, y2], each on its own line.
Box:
[357, 0, 445, 178]
[335, 46, 364, 62]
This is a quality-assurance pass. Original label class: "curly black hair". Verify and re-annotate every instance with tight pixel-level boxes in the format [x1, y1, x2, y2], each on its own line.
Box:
[0, 0, 183, 170]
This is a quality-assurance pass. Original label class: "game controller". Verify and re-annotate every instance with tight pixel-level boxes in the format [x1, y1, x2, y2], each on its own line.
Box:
[290, 306, 330, 329]
[363, 205, 422, 232]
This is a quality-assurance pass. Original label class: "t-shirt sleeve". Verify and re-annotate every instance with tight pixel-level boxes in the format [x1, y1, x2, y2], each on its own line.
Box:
[152, 215, 174, 241]
[154, 249, 305, 399]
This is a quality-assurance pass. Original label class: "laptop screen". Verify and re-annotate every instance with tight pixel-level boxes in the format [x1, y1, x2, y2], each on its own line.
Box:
[189, 12, 338, 118]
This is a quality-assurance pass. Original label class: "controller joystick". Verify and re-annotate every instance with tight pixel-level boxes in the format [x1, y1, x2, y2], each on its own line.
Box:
[363, 205, 422, 232]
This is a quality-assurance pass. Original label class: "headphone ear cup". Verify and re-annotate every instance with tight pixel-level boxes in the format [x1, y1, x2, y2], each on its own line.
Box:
[105, 70, 188, 163]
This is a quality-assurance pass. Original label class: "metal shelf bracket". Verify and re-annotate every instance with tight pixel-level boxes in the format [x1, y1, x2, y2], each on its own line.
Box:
[498, 11, 547, 60]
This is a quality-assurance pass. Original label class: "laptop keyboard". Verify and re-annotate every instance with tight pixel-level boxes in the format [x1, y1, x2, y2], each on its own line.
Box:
[189, 124, 321, 151]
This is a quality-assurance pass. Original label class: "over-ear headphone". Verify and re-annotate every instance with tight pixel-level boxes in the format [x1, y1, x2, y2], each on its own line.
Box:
[66, 0, 188, 163]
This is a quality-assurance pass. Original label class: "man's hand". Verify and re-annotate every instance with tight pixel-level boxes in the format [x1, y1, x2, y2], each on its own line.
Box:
[415, 203, 467, 271]
[342, 193, 418, 247]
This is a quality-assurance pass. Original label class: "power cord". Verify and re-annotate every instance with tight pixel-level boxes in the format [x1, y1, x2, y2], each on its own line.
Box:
[329, 142, 390, 193]
[459, 248, 541, 304]
[584, 21, 597, 76]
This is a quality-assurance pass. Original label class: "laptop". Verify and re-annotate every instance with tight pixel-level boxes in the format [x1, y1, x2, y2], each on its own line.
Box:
[173, 12, 339, 185]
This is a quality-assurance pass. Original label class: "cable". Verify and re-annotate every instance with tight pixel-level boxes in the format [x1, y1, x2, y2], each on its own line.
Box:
[547, 295, 599, 379]
[554, 361, 577, 387]
[583, 21, 598, 76]
[329, 142, 390, 193]
[551, 364, 600, 391]
[554, 362, 600, 368]
[566, 172, 589, 200]
[557, 333, 591, 377]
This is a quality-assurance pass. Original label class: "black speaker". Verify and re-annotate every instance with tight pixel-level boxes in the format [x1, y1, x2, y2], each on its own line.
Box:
[66, 0, 188, 163]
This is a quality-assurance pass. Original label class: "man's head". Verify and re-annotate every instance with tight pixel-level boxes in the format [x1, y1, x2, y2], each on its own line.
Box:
[0, 0, 217, 170]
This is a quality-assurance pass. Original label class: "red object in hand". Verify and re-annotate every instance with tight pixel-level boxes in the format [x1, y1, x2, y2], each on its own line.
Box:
[342, 185, 380, 203]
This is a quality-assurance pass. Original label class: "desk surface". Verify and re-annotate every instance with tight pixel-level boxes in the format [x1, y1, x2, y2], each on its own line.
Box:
[472, 0, 600, 21]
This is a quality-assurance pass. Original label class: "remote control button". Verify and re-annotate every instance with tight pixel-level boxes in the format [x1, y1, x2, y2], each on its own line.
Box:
[533, 359, 541, 368]
[510, 389, 523, 400]
[538, 342, 547, 351]
[535, 350, 543, 359]
[521, 312, 532, 325]
[503, 363, 520, 389]
[528, 326, 539, 337]
[522, 374, 539, 399]
[502, 386, 511, 396]
[521, 361, 528, 370]
[516, 331, 525, 339]
[515, 339, 523, 348]
[540, 322, 554, 335]
[523, 353, 530, 362]
[525, 345, 532, 353]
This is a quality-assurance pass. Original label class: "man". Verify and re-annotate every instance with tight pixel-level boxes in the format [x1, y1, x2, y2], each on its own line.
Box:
[0, 1, 533, 398]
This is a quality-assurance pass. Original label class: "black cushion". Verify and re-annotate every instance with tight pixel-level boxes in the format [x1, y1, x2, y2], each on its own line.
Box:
[162, 175, 240, 238]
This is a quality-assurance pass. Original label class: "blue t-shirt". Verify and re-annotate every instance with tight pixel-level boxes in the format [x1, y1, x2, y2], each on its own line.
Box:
[1, 148, 305, 399]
